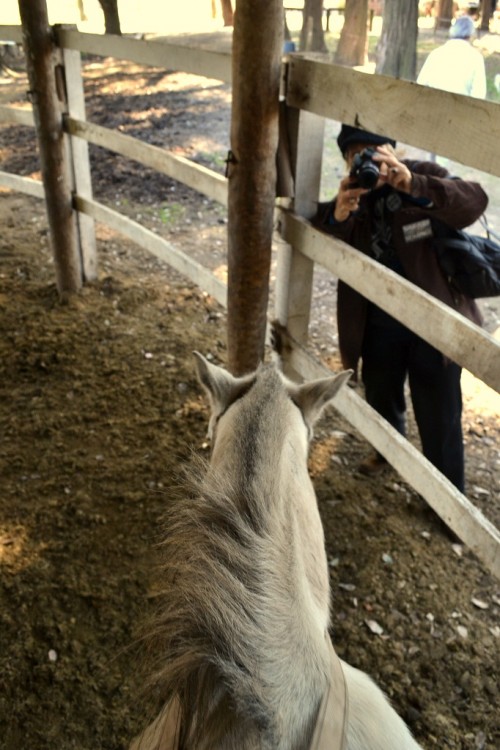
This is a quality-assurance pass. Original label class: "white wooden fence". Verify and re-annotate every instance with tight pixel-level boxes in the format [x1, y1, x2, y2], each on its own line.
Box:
[0, 25, 499, 578]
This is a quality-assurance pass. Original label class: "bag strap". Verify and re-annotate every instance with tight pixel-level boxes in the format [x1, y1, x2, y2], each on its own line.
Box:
[478, 213, 500, 244]
[310, 634, 349, 750]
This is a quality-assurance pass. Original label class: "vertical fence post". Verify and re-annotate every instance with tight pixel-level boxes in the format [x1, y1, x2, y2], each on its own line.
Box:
[55, 25, 97, 281]
[18, 0, 82, 298]
[275, 106, 325, 367]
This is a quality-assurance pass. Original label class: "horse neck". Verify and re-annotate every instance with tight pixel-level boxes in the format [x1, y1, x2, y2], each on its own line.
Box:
[198, 392, 331, 748]
[211, 391, 331, 619]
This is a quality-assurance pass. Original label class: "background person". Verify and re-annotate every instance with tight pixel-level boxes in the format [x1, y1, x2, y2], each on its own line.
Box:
[417, 14, 486, 99]
[313, 125, 488, 492]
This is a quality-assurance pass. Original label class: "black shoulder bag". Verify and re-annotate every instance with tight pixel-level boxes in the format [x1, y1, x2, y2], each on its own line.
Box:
[431, 217, 500, 298]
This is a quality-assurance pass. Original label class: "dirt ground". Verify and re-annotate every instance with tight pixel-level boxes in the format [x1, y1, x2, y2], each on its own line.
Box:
[0, 45, 499, 750]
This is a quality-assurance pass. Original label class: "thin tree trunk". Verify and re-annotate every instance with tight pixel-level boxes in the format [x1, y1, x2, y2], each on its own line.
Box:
[335, 0, 369, 67]
[435, 0, 453, 31]
[18, 0, 81, 298]
[220, 0, 234, 27]
[480, 0, 495, 31]
[99, 0, 121, 35]
[300, 0, 328, 52]
[376, 0, 419, 80]
[227, 0, 283, 375]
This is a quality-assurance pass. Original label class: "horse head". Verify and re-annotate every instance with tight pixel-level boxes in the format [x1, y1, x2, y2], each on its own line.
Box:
[194, 351, 352, 453]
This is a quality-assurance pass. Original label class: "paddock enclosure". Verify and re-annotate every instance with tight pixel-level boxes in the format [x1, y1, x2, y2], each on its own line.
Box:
[0, 8, 499, 750]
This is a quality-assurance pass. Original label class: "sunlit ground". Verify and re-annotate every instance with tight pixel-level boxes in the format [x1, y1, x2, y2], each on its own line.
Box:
[2, 0, 225, 34]
[463, 368, 500, 418]
[0, 523, 44, 573]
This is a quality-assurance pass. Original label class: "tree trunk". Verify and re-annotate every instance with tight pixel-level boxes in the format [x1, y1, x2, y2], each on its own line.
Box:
[300, 0, 328, 52]
[18, 0, 82, 298]
[77, 0, 87, 22]
[98, 0, 121, 35]
[335, 0, 369, 67]
[480, 0, 495, 31]
[227, 0, 283, 375]
[435, 0, 453, 31]
[220, 0, 234, 26]
[376, 0, 419, 80]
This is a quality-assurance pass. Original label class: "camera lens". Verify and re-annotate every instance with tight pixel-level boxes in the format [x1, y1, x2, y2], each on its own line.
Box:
[357, 163, 379, 189]
[349, 148, 380, 189]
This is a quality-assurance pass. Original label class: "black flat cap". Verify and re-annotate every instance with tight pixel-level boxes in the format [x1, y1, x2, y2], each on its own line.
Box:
[337, 125, 396, 156]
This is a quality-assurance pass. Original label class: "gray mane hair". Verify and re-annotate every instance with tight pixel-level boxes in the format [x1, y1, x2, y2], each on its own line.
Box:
[140, 459, 298, 749]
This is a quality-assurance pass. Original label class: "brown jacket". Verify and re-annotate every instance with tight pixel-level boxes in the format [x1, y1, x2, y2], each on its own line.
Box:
[313, 160, 488, 374]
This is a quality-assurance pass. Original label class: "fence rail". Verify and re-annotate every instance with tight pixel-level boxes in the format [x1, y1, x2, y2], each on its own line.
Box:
[65, 117, 228, 207]
[0, 104, 33, 127]
[286, 56, 500, 178]
[56, 27, 233, 83]
[75, 195, 228, 307]
[279, 211, 500, 392]
[0, 25, 498, 577]
[0, 169, 44, 199]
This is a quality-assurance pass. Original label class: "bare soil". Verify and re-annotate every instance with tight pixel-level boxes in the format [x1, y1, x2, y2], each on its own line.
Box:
[0, 47, 499, 750]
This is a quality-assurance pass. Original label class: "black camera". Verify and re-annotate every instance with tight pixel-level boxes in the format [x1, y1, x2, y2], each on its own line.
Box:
[349, 147, 380, 189]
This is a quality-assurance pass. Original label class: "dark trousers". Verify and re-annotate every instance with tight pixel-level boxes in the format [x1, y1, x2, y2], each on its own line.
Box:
[361, 323, 464, 492]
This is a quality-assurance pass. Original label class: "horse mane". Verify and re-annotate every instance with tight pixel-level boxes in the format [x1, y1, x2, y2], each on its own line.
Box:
[139, 367, 323, 749]
[141, 464, 291, 747]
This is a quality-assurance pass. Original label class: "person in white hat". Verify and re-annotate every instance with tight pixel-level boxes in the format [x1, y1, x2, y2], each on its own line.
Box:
[417, 14, 486, 98]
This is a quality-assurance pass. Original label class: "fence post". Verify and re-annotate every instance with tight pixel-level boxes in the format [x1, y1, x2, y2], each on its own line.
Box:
[275, 106, 325, 365]
[55, 24, 97, 281]
[18, 0, 82, 298]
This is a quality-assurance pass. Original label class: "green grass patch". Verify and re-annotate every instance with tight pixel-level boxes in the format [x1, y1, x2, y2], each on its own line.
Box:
[158, 203, 185, 225]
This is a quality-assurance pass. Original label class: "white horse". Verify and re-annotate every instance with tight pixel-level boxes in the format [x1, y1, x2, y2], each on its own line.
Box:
[131, 354, 424, 750]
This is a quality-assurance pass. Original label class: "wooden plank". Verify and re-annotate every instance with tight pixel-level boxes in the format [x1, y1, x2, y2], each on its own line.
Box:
[0, 25, 24, 43]
[56, 29, 232, 84]
[280, 332, 500, 580]
[286, 56, 500, 178]
[0, 170, 44, 199]
[75, 196, 227, 307]
[61, 43, 98, 281]
[279, 211, 500, 392]
[275, 109, 324, 346]
[0, 104, 34, 127]
[65, 117, 228, 207]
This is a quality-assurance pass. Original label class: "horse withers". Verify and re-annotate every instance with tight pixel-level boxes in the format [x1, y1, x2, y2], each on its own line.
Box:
[131, 354, 424, 750]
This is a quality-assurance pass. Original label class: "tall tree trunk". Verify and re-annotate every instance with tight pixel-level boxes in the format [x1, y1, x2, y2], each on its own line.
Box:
[480, 0, 495, 31]
[300, 0, 328, 52]
[335, 0, 369, 67]
[376, 0, 418, 80]
[227, 1, 283, 375]
[220, 0, 234, 26]
[18, 0, 82, 297]
[435, 0, 453, 31]
[98, 0, 121, 35]
[77, 0, 87, 22]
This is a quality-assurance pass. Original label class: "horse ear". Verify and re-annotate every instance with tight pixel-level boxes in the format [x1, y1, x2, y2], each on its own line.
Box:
[292, 370, 353, 427]
[193, 351, 254, 413]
